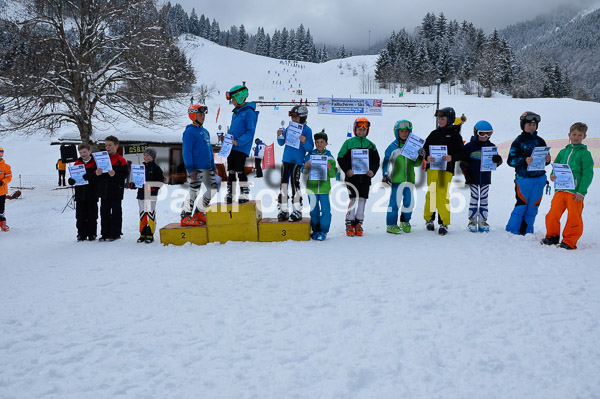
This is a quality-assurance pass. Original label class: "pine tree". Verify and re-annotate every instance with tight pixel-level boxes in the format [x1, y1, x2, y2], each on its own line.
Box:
[237, 24, 248, 50]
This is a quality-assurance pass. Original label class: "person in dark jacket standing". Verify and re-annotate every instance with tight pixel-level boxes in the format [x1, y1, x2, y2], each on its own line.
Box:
[95, 135, 128, 241]
[68, 142, 98, 241]
[506, 111, 551, 235]
[423, 107, 465, 235]
[460, 121, 503, 233]
[134, 147, 164, 243]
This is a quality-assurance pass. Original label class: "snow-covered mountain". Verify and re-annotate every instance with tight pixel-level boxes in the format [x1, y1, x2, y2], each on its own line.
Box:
[1, 33, 600, 399]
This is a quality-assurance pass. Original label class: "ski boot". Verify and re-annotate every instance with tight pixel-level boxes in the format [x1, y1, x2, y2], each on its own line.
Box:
[400, 222, 411, 233]
[0, 221, 9, 232]
[354, 223, 364, 237]
[345, 223, 355, 237]
[386, 225, 401, 234]
[77, 235, 86, 242]
[181, 213, 201, 227]
[541, 236, 559, 246]
[426, 220, 435, 231]
[315, 232, 327, 241]
[289, 210, 302, 222]
[226, 183, 234, 204]
[239, 185, 250, 203]
[193, 211, 207, 225]
[478, 218, 490, 232]
[468, 218, 478, 232]
[278, 211, 289, 221]
[438, 224, 448, 236]
[137, 236, 146, 243]
[144, 236, 154, 244]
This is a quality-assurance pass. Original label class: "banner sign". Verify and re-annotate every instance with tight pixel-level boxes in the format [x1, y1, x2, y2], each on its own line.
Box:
[317, 97, 383, 115]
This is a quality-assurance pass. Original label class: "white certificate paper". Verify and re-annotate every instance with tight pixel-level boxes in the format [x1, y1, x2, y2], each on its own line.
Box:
[218, 133, 234, 158]
[285, 121, 303, 149]
[68, 164, 88, 186]
[131, 164, 146, 188]
[527, 146, 550, 171]
[552, 163, 575, 190]
[480, 146, 498, 172]
[400, 133, 425, 161]
[93, 151, 113, 173]
[351, 149, 369, 175]
[310, 155, 328, 181]
[429, 145, 447, 171]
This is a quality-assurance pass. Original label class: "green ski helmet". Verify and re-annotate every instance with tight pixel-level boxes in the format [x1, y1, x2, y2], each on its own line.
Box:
[226, 85, 249, 104]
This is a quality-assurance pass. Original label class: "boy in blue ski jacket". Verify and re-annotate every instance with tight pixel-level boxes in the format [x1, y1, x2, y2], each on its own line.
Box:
[226, 85, 259, 203]
[461, 120, 503, 232]
[181, 104, 218, 226]
[506, 111, 551, 235]
[302, 130, 337, 240]
[382, 120, 425, 234]
[276, 105, 314, 221]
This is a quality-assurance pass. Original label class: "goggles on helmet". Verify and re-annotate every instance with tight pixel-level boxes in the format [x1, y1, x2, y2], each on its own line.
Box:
[395, 120, 412, 130]
[477, 130, 493, 138]
[520, 113, 540, 124]
[355, 121, 370, 129]
[188, 105, 208, 115]
[289, 111, 300, 117]
[226, 86, 246, 101]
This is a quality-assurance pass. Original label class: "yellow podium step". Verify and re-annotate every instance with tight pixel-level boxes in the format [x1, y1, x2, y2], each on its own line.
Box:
[258, 218, 311, 242]
[206, 200, 262, 226]
[159, 223, 208, 246]
[206, 201, 261, 243]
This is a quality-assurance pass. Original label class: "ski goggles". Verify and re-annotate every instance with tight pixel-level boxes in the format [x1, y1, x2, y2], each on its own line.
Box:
[225, 87, 247, 101]
[355, 121, 370, 129]
[434, 110, 447, 118]
[520, 113, 540, 123]
[477, 130, 493, 138]
[395, 120, 412, 130]
[289, 111, 301, 117]
[188, 106, 208, 115]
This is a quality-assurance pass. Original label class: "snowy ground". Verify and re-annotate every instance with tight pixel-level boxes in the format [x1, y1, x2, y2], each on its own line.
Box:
[1, 36, 600, 398]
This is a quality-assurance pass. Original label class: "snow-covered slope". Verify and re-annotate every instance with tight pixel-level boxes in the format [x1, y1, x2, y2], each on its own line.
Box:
[1, 35, 600, 398]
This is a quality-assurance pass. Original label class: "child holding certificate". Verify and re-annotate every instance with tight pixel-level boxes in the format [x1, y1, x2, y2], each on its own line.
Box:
[541, 122, 594, 249]
[460, 120, 503, 232]
[423, 107, 465, 235]
[506, 111, 551, 235]
[133, 148, 164, 244]
[382, 120, 425, 234]
[276, 105, 314, 221]
[95, 135, 128, 241]
[68, 142, 98, 241]
[337, 117, 380, 237]
[303, 130, 337, 240]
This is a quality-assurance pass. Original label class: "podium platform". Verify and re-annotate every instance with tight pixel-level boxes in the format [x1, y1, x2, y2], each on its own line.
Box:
[258, 218, 311, 242]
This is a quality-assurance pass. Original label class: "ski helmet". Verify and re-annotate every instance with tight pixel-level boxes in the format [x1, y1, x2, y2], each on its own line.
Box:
[289, 105, 308, 124]
[353, 117, 371, 135]
[0, 147, 4, 159]
[188, 104, 208, 122]
[473, 120, 493, 138]
[434, 107, 456, 125]
[226, 85, 249, 104]
[520, 111, 541, 131]
[393, 120, 413, 141]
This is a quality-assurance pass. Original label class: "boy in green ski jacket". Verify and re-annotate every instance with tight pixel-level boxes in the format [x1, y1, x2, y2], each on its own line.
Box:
[382, 120, 426, 234]
[337, 117, 380, 237]
[541, 122, 594, 249]
[302, 130, 337, 240]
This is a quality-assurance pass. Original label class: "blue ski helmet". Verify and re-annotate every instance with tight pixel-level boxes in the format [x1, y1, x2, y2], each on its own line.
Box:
[473, 120, 493, 137]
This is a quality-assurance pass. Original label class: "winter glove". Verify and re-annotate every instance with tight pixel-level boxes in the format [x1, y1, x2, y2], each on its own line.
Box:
[68, 178, 76, 186]
[382, 175, 392, 186]
[492, 154, 503, 166]
[418, 147, 426, 160]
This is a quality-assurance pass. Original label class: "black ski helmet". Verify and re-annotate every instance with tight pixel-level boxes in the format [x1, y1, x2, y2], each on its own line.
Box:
[520, 111, 541, 131]
[289, 105, 308, 124]
[435, 107, 456, 125]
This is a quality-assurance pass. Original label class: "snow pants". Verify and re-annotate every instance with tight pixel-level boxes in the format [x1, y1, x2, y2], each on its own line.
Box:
[75, 199, 98, 238]
[545, 191, 585, 249]
[387, 183, 414, 226]
[506, 175, 547, 235]
[424, 170, 453, 225]
[308, 193, 331, 234]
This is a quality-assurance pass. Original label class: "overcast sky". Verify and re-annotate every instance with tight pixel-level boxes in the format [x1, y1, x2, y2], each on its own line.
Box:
[170, 0, 598, 48]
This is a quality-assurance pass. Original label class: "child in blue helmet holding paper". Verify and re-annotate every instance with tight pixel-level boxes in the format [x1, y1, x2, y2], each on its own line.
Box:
[382, 120, 425, 234]
[225, 85, 259, 203]
[460, 120, 503, 232]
